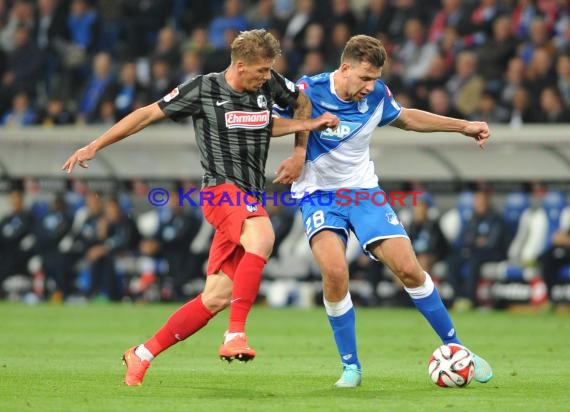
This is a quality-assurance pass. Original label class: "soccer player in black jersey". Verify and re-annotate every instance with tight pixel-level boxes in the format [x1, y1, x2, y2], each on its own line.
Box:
[62, 29, 338, 386]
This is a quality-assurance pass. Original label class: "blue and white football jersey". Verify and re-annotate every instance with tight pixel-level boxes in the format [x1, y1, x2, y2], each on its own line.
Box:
[279, 72, 402, 198]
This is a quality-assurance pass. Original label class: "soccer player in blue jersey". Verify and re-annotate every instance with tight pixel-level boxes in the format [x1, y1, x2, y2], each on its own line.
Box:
[275, 35, 493, 388]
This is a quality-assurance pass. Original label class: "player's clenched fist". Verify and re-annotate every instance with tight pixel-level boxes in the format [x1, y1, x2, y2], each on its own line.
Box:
[462, 121, 490, 149]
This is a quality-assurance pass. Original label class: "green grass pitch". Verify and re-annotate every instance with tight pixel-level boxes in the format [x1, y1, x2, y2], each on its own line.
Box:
[1, 303, 569, 412]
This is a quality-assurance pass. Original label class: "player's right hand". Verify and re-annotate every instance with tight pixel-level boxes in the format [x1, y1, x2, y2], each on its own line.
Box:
[61, 145, 96, 174]
[312, 112, 339, 131]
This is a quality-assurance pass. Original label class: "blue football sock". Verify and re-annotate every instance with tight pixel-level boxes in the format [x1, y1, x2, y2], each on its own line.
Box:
[406, 273, 461, 345]
[325, 293, 361, 368]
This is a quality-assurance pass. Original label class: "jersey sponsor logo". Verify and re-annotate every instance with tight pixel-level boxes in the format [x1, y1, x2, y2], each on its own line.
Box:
[298, 80, 309, 90]
[320, 120, 361, 140]
[163, 87, 179, 103]
[320, 101, 339, 110]
[225, 110, 270, 129]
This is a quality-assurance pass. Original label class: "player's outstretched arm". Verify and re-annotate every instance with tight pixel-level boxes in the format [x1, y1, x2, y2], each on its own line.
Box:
[61, 103, 167, 173]
[392, 108, 490, 149]
[271, 112, 338, 137]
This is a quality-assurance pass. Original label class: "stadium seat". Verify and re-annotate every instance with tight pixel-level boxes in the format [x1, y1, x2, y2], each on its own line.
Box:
[189, 216, 214, 255]
[262, 211, 318, 307]
[264, 211, 313, 280]
[439, 191, 474, 247]
[503, 192, 530, 244]
[554, 207, 570, 283]
[432, 191, 474, 283]
[481, 198, 546, 282]
[558, 266, 570, 281]
[136, 209, 161, 239]
[542, 191, 567, 250]
[30, 198, 50, 219]
[118, 192, 134, 214]
[481, 191, 568, 305]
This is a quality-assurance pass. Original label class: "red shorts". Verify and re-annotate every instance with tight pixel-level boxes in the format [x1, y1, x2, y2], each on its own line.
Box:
[201, 183, 268, 278]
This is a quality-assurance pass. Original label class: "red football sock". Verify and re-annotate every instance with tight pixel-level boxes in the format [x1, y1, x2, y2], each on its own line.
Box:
[144, 294, 214, 357]
[228, 252, 266, 333]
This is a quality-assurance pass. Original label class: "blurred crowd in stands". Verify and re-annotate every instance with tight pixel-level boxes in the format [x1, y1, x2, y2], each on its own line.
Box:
[1, 182, 570, 309]
[0, 0, 569, 127]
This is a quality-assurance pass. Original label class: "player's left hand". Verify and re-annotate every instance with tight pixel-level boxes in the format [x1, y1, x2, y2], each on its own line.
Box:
[273, 155, 304, 184]
[463, 121, 490, 149]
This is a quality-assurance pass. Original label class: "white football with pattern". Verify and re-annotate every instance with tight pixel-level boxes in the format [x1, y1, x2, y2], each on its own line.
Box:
[428, 344, 475, 388]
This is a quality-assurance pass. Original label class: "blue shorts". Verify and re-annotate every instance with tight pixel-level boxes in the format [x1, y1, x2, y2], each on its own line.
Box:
[299, 187, 409, 259]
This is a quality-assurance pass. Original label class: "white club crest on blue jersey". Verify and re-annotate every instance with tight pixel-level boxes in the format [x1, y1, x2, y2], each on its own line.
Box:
[386, 212, 400, 225]
[320, 121, 361, 141]
[357, 98, 369, 113]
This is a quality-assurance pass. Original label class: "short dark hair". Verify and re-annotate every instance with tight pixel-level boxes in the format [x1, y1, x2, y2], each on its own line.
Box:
[231, 29, 281, 63]
[341, 35, 387, 68]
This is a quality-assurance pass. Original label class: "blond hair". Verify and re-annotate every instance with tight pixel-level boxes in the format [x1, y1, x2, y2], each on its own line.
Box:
[231, 29, 281, 63]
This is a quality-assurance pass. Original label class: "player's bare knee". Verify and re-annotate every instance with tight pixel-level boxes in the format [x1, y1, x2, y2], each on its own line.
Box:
[324, 263, 348, 278]
[323, 265, 349, 286]
[392, 260, 423, 287]
[241, 224, 275, 257]
[247, 234, 275, 257]
[243, 238, 274, 258]
[258, 235, 275, 256]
